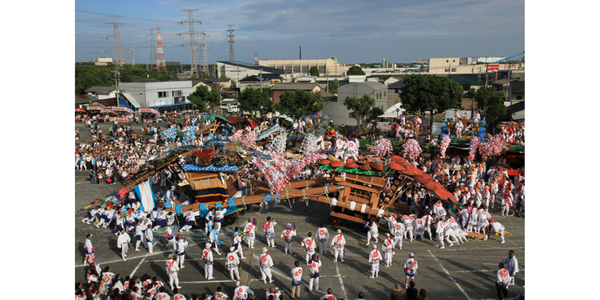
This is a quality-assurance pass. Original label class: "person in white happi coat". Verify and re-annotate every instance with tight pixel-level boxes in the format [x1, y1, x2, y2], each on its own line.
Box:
[180, 210, 199, 232]
[316, 223, 329, 254]
[259, 247, 274, 284]
[393, 221, 405, 249]
[435, 219, 448, 249]
[117, 229, 131, 261]
[262, 217, 277, 247]
[202, 244, 215, 280]
[233, 282, 254, 300]
[144, 224, 155, 254]
[165, 225, 176, 251]
[343, 139, 360, 162]
[486, 221, 506, 244]
[226, 247, 241, 281]
[404, 252, 418, 288]
[476, 207, 490, 235]
[204, 208, 215, 234]
[330, 229, 346, 263]
[501, 190, 513, 217]
[413, 217, 427, 242]
[81, 206, 101, 224]
[467, 205, 478, 232]
[176, 236, 189, 269]
[401, 215, 414, 242]
[432, 200, 447, 222]
[368, 244, 381, 278]
[242, 218, 256, 249]
[213, 206, 228, 231]
[207, 225, 222, 255]
[232, 227, 246, 259]
[443, 221, 460, 247]
[301, 232, 317, 265]
[134, 220, 145, 251]
[154, 210, 168, 230]
[308, 254, 322, 291]
[447, 215, 468, 243]
[84, 233, 94, 266]
[365, 220, 379, 245]
[280, 223, 296, 254]
[333, 139, 346, 160]
[384, 214, 398, 235]
[382, 233, 395, 267]
[166, 254, 181, 290]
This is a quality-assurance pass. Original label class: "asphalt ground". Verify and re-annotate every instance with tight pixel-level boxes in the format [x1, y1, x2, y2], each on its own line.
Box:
[74, 119, 525, 299]
[75, 173, 525, 300]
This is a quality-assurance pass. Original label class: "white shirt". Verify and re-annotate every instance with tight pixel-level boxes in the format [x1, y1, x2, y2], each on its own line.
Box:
[291, 266, 303, 285]
[259, 253, 273, 269]
[226, 252, 240, 269]
[243, 222, 256, 237]
[117, 233, 131, 248]
[166, 259, 179, 274]
[331, 234, 346, 247]
[317, 227, 329, 242]
[368, 249, 381, 264]
[301, 237, 316, 252]
[202, 247, 214, 262]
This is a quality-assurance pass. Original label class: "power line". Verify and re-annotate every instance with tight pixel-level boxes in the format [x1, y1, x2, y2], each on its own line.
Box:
[76, 9, 177, 23]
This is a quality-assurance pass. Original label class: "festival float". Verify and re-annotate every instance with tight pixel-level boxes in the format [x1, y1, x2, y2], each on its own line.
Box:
[97, 114, 482, 238]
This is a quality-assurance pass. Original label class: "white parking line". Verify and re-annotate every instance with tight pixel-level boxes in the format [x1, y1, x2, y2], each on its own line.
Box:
[334, 263, 349, 300]
[428, 250, 472, 300]
[129, 257, 147, 278]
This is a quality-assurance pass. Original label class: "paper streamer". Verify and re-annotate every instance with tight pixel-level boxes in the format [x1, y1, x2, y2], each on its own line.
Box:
[349, 201, 357, 211]
[360, 204, 367, 214]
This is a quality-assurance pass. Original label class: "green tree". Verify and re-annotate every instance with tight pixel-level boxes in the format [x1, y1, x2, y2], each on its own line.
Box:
[400, 74, 464, 136]
[327, 79, 339, 94]
[343, 94, 384, 130]
[238, 87, 273, 118]
[347, 66, 365, 75]
[206, 89, 221, 113]
[473, 85, 509, 126]
[309, 66, 320, 77]
[273, 89, 324, 118]
[187, 85, 210, 112]
[467, 87, 477, 115]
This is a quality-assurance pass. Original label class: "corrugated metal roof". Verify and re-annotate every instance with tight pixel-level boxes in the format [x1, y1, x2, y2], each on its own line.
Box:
[272, 83, 320, 91]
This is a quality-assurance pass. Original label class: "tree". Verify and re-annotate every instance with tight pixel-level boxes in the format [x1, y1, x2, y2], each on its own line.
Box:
[238, 87, 273, 118]
[187, 85, 210, 112]
[273, 89, 324, 118]
[473, 85, 509, 125]
[400, 74, 464, 136]
[206, 89, 221, 113]
[467, 87, 477, 115]
[347, 66, 365, 75]
[327, 79, 339, 94]
[309, 66, 320, 77]
[343, 94, 384, 131]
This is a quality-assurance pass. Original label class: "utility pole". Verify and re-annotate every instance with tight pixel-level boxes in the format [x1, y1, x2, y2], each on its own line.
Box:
[112, 68, 120, 107]
[179, 9, 202, 76]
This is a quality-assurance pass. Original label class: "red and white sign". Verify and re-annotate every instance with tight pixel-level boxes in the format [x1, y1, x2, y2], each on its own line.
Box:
[488, 64, 499, 71]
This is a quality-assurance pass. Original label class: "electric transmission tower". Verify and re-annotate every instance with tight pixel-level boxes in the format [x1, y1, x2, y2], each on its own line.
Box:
[156, 28, 167, 71]
[105, 23, 125, 66]
[227, 24, 235, 61]
[125, 45, 136, 65]
[179, 9, 203, 75]
[147, 29, 156, 71]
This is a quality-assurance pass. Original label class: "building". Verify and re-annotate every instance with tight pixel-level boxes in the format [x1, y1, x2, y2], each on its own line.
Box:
[323, 81, 389, 126]
[119, 80, 194, 109]
[271, 83, 321, 104]
[237, 75, 282, 93]
[257, 57, 349, 78]
[216, 61, 286, 85]
[427, 57, 524, 75]
[85, 85, 118, 100]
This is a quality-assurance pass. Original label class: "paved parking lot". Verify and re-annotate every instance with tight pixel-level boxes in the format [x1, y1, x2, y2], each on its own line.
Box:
[75, 173, 524, 300]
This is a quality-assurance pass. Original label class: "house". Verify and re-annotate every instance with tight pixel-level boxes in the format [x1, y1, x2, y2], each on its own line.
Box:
[271, 83, 321, 104]
[75, 94, 98, 108]
[323, 81, 389, 126]
[85, 85, 118, 100]
[237, 75, 282, 92]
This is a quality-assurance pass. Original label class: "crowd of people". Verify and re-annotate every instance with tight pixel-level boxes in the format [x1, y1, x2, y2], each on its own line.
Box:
[77, 110, 524, 299]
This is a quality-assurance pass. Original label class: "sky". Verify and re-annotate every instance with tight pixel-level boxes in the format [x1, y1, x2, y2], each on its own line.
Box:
[75, 0, 525, 65]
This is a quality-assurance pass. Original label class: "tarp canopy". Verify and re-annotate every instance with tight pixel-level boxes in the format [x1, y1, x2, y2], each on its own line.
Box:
[139, 108, 160, 115]
[111, 107, 133, 113]
[379, 103, 406, 118]
[75, 108, 85, 113]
